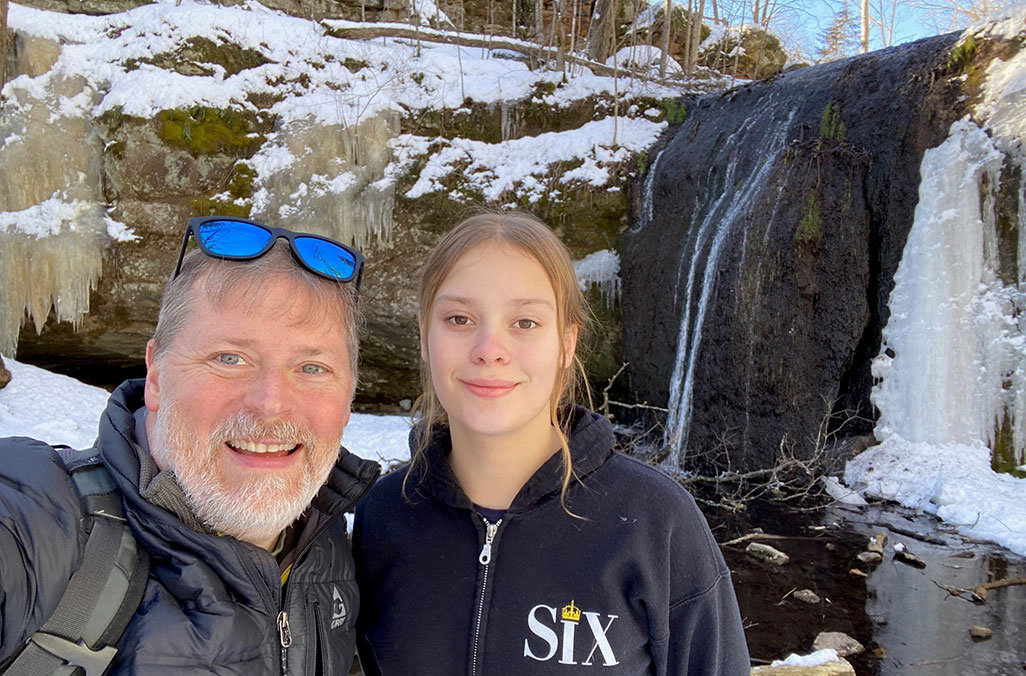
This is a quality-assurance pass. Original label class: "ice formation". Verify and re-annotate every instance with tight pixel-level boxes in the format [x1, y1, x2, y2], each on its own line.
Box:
[250, 112, 401, 250]
[0, 36, 122, 356]
[574, 249, 621, 309]
[871, 26, 1026, 466]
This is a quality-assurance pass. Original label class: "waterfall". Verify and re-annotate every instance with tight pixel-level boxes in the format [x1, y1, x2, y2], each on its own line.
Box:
[872, 41, 1026, 467]
[661, 100, 796, 469]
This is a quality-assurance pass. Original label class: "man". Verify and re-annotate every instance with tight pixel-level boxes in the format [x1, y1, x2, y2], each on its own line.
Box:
[0, 217, 379, 674]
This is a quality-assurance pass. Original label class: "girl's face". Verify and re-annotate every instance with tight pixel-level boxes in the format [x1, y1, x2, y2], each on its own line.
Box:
[422, 241, 577, 446]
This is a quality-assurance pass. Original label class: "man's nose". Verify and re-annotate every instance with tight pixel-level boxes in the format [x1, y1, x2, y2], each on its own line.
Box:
[244, 367, 293, 417]
[470, 325, 510, 365]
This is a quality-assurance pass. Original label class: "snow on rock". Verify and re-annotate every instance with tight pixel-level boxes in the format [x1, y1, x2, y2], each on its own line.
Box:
[605, 45, 683, 76]
[771, 649, 840, 668]
[403, 117, 665, 203]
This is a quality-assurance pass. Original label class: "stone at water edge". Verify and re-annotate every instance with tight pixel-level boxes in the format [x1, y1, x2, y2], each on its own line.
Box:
[867, 532, 887, 554]
[746, 542, 790, 565]
[0, 356, 10, 390]
[849, 568, 867, 578]
[812, 632, 864, 658]
[857, 551, 882, 564]
[893, 542, 927, 568]
[969, 626, 992, 640]
[794, 589, 821, 604]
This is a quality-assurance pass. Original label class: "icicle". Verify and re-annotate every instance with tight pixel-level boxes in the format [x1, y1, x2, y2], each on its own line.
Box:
[574, 250, 621, 310]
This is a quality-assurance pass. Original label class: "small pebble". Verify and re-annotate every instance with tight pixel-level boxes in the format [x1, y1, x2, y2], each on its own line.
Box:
[794, 589, 821, 604]
[850, 568, 868, 578]
[857, 551, 883, 564]
[970, 626, 992, 641]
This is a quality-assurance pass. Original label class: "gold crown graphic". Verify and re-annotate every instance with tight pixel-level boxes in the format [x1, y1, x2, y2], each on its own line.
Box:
[561, 600, 581, 622]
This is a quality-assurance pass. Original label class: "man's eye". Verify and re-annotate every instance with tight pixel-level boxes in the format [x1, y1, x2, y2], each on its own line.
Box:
[514, 319, 538, 330]
[217, 353, 245, 366]
[301, 364, 325, 375]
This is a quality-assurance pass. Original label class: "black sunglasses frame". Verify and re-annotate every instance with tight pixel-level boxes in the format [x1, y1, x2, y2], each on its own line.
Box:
[173, 216, 365, 289]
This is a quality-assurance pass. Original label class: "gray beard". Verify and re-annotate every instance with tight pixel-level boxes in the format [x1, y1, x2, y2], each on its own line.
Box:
[149, 401, 339, 544]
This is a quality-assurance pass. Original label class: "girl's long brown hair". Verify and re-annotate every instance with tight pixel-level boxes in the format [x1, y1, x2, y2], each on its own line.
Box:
[406, 211, 592, 511]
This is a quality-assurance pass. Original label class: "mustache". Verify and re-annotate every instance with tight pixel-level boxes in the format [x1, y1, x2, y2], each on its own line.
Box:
[210, 413, 314, 447]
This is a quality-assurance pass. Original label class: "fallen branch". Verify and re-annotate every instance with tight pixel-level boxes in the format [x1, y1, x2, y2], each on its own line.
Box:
[719, 532, 818, 547]
[933, 575, 1026, 603]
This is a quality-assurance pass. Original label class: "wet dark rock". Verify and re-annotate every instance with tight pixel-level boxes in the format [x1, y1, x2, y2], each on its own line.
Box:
[623, 32, 967, 470]
[813, 631, 864, 657]
[746, 542, 790, 565]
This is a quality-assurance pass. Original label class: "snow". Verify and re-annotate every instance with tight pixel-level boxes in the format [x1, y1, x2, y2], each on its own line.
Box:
[770, 649, 839, 667]
[403, 117, 665, 203]
[0, 355, 411, 468]
[845, 438, 1026, 556]
[605, 45, 683, 76]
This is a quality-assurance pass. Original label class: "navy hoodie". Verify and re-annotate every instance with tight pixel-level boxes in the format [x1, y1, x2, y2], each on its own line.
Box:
[354, 407, 750, 676]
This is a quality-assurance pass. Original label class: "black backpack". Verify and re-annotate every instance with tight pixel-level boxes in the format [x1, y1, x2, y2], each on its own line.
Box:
[1, 447, 150, 676]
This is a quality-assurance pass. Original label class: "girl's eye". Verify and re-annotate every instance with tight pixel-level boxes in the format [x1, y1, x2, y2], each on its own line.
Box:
[446, 315, 471, 326]
[514, 319, 538, 330]
[217, 353, 245, 366]
[301, 363, 325, 375]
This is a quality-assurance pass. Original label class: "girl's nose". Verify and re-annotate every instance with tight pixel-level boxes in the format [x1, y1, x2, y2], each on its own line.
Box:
[470, 326, 510, 365]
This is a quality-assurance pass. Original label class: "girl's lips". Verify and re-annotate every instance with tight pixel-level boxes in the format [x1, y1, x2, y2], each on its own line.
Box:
[461, 380, 517, 399]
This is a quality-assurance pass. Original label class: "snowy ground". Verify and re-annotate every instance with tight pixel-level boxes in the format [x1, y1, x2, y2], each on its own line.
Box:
[0, 356, 411, 468]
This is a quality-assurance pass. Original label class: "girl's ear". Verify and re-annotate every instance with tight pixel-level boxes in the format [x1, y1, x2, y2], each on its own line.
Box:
[562, 324, 580, 369]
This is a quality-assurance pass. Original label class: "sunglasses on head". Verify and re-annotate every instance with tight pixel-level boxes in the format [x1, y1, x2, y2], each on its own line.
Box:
[174, 217, 364, 288]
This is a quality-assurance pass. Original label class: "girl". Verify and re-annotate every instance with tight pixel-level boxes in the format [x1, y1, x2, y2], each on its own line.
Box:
[353, 213, 749, 675]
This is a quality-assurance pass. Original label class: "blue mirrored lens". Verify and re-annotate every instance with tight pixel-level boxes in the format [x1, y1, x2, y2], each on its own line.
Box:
[197, 220, 273, 257]
[293, 237, 357, 280]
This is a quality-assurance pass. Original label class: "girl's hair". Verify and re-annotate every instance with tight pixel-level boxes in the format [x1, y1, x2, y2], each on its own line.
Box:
[408, 211, 592, 509]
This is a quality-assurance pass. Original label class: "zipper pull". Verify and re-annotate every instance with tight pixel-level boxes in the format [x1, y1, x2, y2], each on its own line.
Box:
[278, 610, 292, 675]
[478, 518, 501, 565]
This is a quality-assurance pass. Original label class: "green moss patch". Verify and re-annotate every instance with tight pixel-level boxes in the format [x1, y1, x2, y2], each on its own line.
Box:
[158, 107, 267, 156]
[795, 192, 823, 247]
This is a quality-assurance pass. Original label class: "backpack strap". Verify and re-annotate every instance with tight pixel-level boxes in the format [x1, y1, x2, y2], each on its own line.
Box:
[2, 447, 150, 676]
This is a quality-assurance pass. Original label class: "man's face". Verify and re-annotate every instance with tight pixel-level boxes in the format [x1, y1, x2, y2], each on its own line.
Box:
[144, 273, 353, 547]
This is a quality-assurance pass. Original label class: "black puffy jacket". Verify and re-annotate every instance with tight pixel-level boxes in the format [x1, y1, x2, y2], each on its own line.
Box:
[0, 379, 379, 675]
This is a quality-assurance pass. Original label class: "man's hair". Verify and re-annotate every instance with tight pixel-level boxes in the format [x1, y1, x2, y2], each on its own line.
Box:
[150, 241, 362, 398]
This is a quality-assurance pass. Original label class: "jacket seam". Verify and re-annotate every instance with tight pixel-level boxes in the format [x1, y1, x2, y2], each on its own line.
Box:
[668, 569, 732, 610]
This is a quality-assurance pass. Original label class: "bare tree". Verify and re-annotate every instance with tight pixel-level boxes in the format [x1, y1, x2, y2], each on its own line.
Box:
[907, 0, 1012, 32]
[659, 0, 672, 77]
[586, 0, 618, 62]
[860, 0, 870, 51]
[1, 0, 8, 91]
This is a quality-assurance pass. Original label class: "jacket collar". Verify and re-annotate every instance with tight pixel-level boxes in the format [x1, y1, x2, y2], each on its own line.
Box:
[409, 406, 616, 514]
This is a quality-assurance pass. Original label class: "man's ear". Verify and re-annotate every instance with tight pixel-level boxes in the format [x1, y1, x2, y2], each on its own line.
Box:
[563, 324, 580, 369]
[144, 340, 161, 413]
